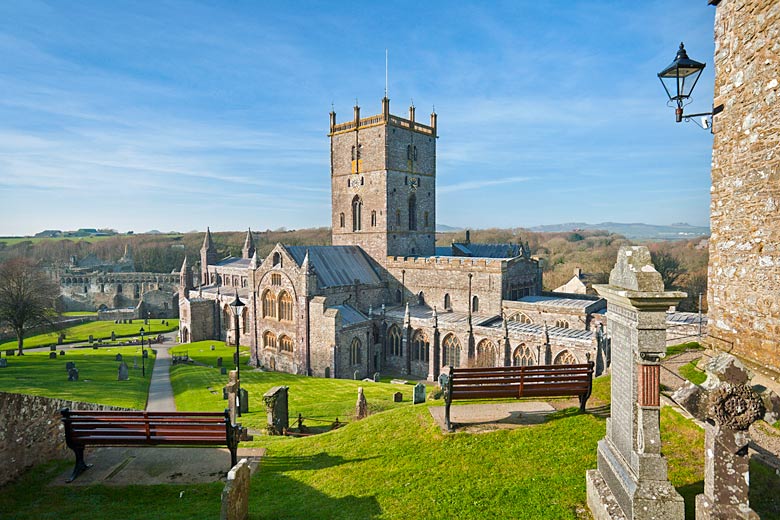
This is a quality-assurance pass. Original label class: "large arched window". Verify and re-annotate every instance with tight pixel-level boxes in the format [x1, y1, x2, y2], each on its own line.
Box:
[444, 293, 451, 311]
[262, 290, 276, 319]
[472, 295, 479, 312]
[371, 210, 377, 227]
[278, 291, 293, 321]
[388, 325, 402, 357]
[513, 344, 535, 366]
[554, 350, 577, 365]
[408, 194, 417, 231]
[350, 337, 362, 365]
[476, 339, 498, 367]
[352, 196, 362, 231]
[279, 335, 294, 353]
[442, 334, 461, 368]
[263, 331, 277, 350]
[411, 330, 429, 362]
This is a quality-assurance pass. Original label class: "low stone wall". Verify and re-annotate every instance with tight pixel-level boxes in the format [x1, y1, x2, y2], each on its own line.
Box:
[0, 392, 134, 486]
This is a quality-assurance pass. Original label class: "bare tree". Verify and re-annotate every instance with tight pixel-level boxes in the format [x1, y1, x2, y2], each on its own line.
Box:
[650, 251, 686, 290]
[0, 258, 60, 355]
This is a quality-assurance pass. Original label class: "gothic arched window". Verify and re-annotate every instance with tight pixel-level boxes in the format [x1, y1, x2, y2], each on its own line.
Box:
[279, 335, 294, 353]
[242, 307, 249, 333]
[339, 213, 345, 228]
[278, 291, 293, 321]
[444, 293, 451, 311]
[263, 331, 277, 350]
[513, 344, 535, 366]
[408, 194, 417, 231]
[554, 350, 577, 365]
[262, 290, 276, 319]
[472, 295, 479, 313]
[412, 330, 429, 362]
[555, 319, 570, 329]
[352, 196, 362, 231]
[350, 337, 362, 365]
[371, 210, 377, 227]
[388, 325, 402, 357]
[442, 334, 461, 367]
[476, 339, 497, 367]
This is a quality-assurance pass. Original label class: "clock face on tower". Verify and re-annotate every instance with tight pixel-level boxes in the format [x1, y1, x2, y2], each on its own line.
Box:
[409, 178, 419, 191]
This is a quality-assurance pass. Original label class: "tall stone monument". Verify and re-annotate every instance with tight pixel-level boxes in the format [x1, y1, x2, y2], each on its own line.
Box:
[586, 246, 686, 520]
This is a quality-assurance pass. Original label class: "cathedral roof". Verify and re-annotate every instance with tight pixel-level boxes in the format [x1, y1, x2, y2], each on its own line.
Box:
[516, 295, 604, 310]
[451, 242, 522, 258]
[330, 304, 369, 327]
[286, 246, 382, 288]
[215, 257, 252, 268]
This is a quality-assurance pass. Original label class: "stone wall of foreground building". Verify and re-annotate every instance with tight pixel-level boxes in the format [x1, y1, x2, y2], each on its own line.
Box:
[708, 0, 780, 370]
[0, 392, 133, 486]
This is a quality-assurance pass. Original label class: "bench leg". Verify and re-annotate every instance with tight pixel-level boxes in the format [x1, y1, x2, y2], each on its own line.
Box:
[579, 394, 587, 413]
[66, 446, 92, 483]
[444, 401, 453, 432]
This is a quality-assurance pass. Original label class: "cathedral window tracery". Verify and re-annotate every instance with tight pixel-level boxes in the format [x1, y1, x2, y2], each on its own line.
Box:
[279, 335, 294, 353]
[263, 331, 277, 350]
[388, 325, 402, 357]
[350, 337, 362, 365]
[352, 196, 362, 231]
[513, 344, 535, 366]
[412, 330, 429, 362]
[262, 290, 276, 319]
[442, 334, 461, 367]
[476, 339, 498, 367]
[554, 350, 577, 365]
[278, 291, 293, 321]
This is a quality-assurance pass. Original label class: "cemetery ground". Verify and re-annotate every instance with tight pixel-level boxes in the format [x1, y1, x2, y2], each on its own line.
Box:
[1, 342, 778, 519]
[0, 318, 179, 351]
[0, 345, 155, 409]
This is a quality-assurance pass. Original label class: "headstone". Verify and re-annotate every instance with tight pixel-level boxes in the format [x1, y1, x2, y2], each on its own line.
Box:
[217, 357, 223, 367]
[373, 372, 380, 382]
[393, 392, 403, 403]
[355, 387, 369, 419]
[239, 388, 249, 414]
[226, 380, 238, 423]
[0, 359, 7, 368]
[115, 353, 123, 362]
[142, 350, 149, 359]
[88, 335, 94, 344]
[49, 352, 57, 359]
[413, 382, 426, 404]
[220, 458, 250, 520]
[695, 354, 764, 520]
[65, 361, 75, 371]
[5, 349, 14, 356]
[438, 372, 449, 389]
[50, 345, 56, 352]
[68, 367, 79, 381]
[263, 386, 289, 435]
[111, 331, 116, 341]
[211, 345, 216, 351]
[129, 319, 133, 324]
[118, 361, 129, 381]
[93, 345, 98, 350]
[57, 334, 64, 345]
[354, 370, 360, 380]
[586, 246, 686, 520]
[221, 367, 227, 375]
[59, 350, 65, 356]
[133, 359, 138, 369]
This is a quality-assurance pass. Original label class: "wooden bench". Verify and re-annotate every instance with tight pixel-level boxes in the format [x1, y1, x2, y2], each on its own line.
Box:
[61, 408, 241, 482]
[442, 362, 594, 432]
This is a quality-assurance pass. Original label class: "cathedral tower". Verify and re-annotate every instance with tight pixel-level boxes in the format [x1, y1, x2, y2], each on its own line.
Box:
[329, 97, 437, 263]
[200, 227, 218, 284]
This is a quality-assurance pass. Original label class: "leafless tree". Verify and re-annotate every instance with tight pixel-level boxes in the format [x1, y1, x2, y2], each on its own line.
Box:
[0, 257, 59, 355]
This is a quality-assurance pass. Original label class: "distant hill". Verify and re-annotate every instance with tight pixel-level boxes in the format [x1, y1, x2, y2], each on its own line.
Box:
[436, 223, 463, 232]
[529, 222, 710, 241]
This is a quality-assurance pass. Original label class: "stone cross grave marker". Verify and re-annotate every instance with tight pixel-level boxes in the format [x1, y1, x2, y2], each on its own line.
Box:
[695, 354, 765, 520]
[586, 246, 686, 520]
[413, 382, 426, 404]
[118, 361, 129, 381]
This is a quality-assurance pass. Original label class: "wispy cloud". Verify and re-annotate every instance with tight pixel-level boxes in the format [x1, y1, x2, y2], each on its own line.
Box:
[439, 176, 533, 193]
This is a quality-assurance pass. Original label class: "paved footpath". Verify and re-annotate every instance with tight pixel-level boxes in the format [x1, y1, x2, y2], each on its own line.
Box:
[145, 344, 176, 412]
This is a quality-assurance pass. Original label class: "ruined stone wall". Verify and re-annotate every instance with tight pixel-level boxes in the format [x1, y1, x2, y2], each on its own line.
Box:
[180, 298, 217, 343]
[708, 0, 780, 370]
[0, 392, 132, 486]
[59, 272, 178, 317]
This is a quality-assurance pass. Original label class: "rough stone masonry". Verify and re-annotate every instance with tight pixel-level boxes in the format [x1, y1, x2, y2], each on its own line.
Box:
[708, 0, 780, 370]
[586, 246, 686, 520]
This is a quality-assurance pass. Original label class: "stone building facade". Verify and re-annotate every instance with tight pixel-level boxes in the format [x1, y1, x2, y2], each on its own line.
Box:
[707, 0, 780, 370]
[179, 99, 609, 380]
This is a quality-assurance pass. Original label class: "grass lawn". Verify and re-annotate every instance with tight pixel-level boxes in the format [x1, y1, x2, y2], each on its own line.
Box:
[0, 319, 179, 351]
[0, 345, 155, 409]
[60, 311, 98, 317]
[171, 341, 423, 432]
[679, 358, 707, 385]
[666, 341, 704, 357]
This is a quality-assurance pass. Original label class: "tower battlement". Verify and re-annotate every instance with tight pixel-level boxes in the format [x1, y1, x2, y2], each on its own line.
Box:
[329, 97, 437, 137]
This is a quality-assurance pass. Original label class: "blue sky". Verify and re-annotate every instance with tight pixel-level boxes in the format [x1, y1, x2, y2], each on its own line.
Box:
[0, 1, 716, 235]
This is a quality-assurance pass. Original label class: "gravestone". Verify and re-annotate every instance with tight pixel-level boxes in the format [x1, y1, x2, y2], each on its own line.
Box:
[128, 319, 133, 324]
[5, 349, 14, 356]
[221, 367, 228, 375]
[263, 386, 289, 435]
[144, 318, 149, 325]
[373, 372, 380, 382]
[142, 350, 149, 359]
[355, 387, 369, 419]
[413, 382, 426, 404]
[0, 359, 7, 368]
[211, 345, 216, 351]
[354, 370, 360, 380]
[220, 458, 250, 520]
[118, 361, 129, 381]
[50, 345, 56, 352]
[239, 388, 249, 414]
[111, 331, 116, 341]
[59, 350, 65, 356]
[88, 335, 94, 344]
[65, 361, 75, 371]
[57, 334, 64, 345]
[217, 357, 223, 367]
[68, 367, 79, 381]
[115, 353, 123, 362]
[93, 345, 98, 350]
[393, 392, 403, 403]
[695, 354, 764, 520]
[587, 246, 686, 520]
[133, 358, 138, 369]
[438, 372, 449, 389]
[49, 352, 57, 359]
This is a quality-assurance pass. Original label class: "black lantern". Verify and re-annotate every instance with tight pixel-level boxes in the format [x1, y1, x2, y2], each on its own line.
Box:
[658, 42, 706, 122]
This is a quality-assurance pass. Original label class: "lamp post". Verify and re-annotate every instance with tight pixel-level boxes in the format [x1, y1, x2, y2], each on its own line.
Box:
[657, 42, 713, 125]
[148, 311, 152, 334]
[139, 327, 146, 377]
[228, 290, 245, 417]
